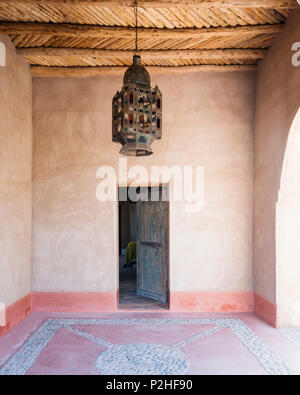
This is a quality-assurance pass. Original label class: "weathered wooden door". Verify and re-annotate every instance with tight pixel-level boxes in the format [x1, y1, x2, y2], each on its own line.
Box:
[136, 198, 169, 304]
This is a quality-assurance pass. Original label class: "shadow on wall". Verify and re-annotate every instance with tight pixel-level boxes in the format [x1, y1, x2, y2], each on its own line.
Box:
[276, 108, 300, 327]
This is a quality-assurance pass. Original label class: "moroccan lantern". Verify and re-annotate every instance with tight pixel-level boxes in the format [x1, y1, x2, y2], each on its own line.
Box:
[112, 2, 162, 157]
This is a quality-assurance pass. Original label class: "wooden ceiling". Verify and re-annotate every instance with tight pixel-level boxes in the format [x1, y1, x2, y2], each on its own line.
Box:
[0, 1, 298, 76]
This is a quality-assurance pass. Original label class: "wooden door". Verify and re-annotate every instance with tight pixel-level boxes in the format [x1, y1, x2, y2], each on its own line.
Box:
[136, 199, 169, 304]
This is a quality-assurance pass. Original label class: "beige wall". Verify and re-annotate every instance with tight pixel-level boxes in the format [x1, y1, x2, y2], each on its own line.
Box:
[0, 35, 32, 306]
[254, 11, 300, 316]
[32, 71, 255, 294]
[277, 108, 300, 327]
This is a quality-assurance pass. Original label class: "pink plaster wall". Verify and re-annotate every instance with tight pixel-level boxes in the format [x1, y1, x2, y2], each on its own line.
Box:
[276, 108, 300, 327]
[0, 35, 32, 308]
[32, 71, 255, 296]
[253, 11, 300, 322]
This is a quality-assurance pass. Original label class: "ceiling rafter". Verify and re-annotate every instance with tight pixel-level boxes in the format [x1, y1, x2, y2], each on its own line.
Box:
[31, 64, 257, 77]
[0, 22, 284, 38]
[0, 0, 298, 9]
[17, 47, 268, 60]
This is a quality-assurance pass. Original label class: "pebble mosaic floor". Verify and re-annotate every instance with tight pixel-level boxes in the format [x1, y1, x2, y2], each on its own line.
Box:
[0, 317, 299, 375]
[279, 328, 300, 348]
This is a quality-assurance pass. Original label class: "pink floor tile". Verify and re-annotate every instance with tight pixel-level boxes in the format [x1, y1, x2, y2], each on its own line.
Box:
[75, 323, 216, 346]
[27, 327, 105, 375]
[182, 326, 267, 375]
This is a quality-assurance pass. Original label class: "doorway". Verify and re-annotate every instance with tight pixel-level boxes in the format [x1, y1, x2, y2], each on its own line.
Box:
[118, 186, 169, 310]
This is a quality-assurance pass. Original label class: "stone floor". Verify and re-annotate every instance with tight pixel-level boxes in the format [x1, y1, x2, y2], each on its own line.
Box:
[0, 312, 300, 375]
[118, 255, 168, 310]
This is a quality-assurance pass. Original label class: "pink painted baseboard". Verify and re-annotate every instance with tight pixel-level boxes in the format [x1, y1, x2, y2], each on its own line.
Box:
[254, 293, 277, 328]
[0, 292, 278, 337]
[0, 294, 32, 339]
[31, 291, 254, 313]
[170, 291, 254, 312]
[32, 292, 118, 313]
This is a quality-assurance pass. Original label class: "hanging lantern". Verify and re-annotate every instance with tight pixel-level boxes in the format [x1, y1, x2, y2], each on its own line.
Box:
[112, 2, 162, 157]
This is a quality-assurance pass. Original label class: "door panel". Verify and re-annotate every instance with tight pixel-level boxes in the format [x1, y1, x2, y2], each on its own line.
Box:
[137, 242, 163, 300]
[136, 200, 169, 304]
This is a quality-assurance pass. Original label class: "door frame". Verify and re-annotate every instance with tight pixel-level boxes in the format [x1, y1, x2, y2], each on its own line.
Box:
[116, 183, 170, 309]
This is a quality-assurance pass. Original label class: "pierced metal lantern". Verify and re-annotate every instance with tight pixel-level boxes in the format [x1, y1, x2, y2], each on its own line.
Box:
[112, 55, 162, 157]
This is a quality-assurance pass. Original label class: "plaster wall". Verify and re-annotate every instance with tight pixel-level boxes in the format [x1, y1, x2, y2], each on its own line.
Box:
[0, 34, 32, 307]
[276, 108, 300, 327]
[253, 11, 300, 323]
[32, 71, 255, 297]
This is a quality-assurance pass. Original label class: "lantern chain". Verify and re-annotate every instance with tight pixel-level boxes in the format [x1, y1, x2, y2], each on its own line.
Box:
[135, 0, 138, 55]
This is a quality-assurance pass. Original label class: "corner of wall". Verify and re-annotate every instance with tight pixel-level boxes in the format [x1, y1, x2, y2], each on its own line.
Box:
[254, 293, 277, 328]
[0, 33, 33, 315]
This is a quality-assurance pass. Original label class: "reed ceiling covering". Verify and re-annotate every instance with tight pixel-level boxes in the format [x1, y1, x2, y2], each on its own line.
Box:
[0, 0, 298, 75]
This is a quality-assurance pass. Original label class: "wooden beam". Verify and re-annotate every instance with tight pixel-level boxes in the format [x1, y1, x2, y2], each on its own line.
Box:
[31, 64, 257, 76]
[0, 1, 297, 10]
[0, 22, 284, 39]
[17, 47, 267, 60]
